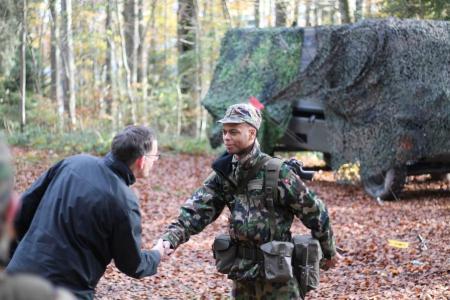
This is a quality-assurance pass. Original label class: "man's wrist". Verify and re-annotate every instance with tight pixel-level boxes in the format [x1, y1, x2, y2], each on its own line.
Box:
[161, 233, 177, 249]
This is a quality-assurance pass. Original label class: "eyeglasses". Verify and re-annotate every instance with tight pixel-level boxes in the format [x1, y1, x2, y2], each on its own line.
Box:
[144, 154, 160, 161]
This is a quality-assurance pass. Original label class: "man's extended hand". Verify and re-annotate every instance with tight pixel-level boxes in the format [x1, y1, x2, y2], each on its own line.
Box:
[152, 239, 165, 258]
[162, 240, 174, 256]
[321, 252, 342, 270]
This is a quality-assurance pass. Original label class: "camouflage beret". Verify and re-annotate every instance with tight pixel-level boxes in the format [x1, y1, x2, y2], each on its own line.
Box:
[0, 134, 13, 211]
[217, 103, 262, 130]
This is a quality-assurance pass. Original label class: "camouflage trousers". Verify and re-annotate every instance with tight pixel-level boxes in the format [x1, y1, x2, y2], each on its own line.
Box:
[231, 277, 302, 300]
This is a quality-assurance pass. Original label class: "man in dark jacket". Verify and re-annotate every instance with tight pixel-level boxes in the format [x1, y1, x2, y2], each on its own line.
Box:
[6, 126, 164, 299]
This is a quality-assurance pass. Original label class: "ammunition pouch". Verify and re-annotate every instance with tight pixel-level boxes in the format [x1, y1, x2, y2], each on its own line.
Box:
[212, 234, 236, 274]
[292, 235, 323, 296]
[260, 241, 294, 283]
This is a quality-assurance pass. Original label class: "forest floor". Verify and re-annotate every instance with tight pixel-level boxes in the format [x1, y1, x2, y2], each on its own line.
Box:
[13, 148, 450, 300]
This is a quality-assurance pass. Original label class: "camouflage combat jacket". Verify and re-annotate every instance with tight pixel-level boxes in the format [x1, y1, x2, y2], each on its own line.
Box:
[162, 141, 336, 281]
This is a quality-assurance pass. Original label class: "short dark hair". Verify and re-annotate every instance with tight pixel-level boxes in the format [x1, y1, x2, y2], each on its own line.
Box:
[111, 126, 155, 166]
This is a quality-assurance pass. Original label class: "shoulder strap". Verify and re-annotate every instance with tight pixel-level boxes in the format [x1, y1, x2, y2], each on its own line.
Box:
[264, 157, 284, 241]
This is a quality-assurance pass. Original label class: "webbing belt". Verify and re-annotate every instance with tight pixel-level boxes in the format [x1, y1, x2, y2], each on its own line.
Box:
[237, 245, 264, 261]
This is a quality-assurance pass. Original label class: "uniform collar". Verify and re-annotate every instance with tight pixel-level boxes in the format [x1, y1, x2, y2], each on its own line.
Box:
[103, 152, 136, 186]
[232, 139, 261, 170]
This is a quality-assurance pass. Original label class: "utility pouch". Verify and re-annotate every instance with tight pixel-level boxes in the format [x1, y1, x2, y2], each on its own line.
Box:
[292, 235, 322, 295]
[260, 241, 294, 283]
[212, 234, 237, 274]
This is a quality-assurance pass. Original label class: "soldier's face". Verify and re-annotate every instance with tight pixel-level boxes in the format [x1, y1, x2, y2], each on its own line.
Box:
[222, 123, 256, 154]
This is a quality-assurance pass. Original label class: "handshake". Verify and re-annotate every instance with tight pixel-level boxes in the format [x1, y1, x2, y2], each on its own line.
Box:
[152, 239, 174, 258]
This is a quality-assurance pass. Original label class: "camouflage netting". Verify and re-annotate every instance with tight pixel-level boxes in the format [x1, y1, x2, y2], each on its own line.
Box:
[204, 18, 450, 181]
[202, 28, 304, 151]
[272, 18, 450, 180]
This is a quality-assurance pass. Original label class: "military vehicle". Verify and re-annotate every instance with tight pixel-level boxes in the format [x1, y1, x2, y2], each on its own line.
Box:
[202, 18, 450, 200]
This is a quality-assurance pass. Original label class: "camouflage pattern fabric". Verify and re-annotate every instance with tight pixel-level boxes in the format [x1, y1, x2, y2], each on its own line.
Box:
[162, 140, 336, 282]
[218, 103, 262, 130]
[232, 277, 301, 300]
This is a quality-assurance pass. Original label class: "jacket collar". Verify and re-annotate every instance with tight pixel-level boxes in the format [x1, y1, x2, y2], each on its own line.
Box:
[231, 139, 261, 170]
[103, 152, 136, 186]
[211, 151, 234, 180]
[211, 139, 262, 184]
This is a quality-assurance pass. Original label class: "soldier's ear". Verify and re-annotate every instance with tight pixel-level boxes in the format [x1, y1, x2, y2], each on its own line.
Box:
[249, 127, 257, 139]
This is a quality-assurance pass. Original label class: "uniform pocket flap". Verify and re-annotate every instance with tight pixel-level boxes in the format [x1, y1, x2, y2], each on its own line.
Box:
[260, 241, 294, 257]
[213, 233, 232, 251]
[247, 179, 263, 191]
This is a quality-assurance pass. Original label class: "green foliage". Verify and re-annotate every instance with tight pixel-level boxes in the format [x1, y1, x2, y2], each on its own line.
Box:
[8, 127, 112, 156]
[158, 134, 220, 156]
[381, 0, 449, 20]
[0, 0, 19, 76]
[335, 162, 361, 185]
[2, 96, 111, 156]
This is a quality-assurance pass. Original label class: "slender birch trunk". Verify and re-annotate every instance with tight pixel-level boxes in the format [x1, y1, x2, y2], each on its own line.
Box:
[61, 0, 76, 129]
[50, 0, 64, 131]
[19, 0, 27, 132]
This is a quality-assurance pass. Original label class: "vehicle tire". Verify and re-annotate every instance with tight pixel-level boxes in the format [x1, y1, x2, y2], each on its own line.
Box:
[430, 173, 448, 181]
[323, 153, 332, 170]
[362, 167, 406, 200]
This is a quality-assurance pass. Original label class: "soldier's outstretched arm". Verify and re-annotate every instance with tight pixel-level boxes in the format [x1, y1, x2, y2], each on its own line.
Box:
[161, 172, 226, 250]
[279, 166, 337, 259]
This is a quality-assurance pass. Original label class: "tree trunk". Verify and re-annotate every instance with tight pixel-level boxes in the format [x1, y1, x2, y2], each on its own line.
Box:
[105, 0, 115, 116]
[139, 0, 157, 122]
[19, 0, 27, 132]
[293, 0, 299, 26]
[339, 0, 351, 23]
[137, 0, 144, 84]
[50, 0, 64, 131]
[275, 0, 287, 27]
[254, 0, 260, 28]
[115, 0, 137, 124]
[178, 0, 195, 95]
[123, 0, 139, 84]
[193, 0, 202, 139]
[221, 0, 232, 27]
[365, 0, 372, 17]
[313, 1, 319, 26]
[305, 0, 311, 26]
[355, 0, 363, 21]
[330, 0, 338, 24]
[61, 0, 76, 129]
[177, 0, 197, 135]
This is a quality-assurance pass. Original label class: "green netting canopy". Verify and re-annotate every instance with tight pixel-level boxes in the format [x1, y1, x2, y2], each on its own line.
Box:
[202, 28, 304, 151]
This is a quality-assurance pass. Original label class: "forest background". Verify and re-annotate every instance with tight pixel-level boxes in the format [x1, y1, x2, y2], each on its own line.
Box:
[0, 0, 449, 154]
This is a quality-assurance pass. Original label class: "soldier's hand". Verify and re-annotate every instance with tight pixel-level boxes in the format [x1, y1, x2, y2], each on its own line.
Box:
[321, 252, 342, 270]
[152, 239, 165, 258]
[162, 240, 174, 256]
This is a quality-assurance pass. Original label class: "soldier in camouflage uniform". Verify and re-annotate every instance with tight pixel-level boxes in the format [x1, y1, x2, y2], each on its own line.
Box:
[161, 103, 340, 299]
[0, 135, 75, 300]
